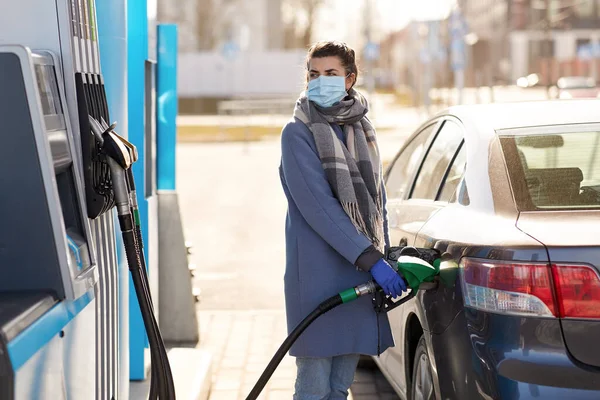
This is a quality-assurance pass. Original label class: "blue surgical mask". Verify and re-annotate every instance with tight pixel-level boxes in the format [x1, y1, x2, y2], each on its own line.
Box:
[307, 76, 348, 108]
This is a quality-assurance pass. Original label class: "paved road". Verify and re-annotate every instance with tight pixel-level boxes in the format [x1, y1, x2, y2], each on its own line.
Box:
[178, 131, 411, 399]
[177, 132, 410, 311]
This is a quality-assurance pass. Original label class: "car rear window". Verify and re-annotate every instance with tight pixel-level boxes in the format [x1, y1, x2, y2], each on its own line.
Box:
[500, 131, 600, 211]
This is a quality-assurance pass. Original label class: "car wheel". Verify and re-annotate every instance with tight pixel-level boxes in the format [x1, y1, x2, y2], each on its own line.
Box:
[411, 335, 436, 400]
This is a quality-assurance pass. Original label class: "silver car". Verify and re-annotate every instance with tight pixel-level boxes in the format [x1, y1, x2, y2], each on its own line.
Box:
[376, 100, 600, 399]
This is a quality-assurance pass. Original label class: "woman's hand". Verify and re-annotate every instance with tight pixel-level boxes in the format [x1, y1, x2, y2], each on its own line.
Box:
[370, 258, 407, 298]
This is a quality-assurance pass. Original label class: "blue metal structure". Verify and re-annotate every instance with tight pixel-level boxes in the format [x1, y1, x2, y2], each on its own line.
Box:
[157, 24, 178, 192]
[127, 0, 151, 380]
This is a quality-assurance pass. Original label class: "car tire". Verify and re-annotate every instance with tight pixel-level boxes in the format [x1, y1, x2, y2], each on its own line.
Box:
[410, 335, 436, 400]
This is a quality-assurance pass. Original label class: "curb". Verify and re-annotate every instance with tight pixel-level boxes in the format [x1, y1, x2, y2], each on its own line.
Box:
[177, 125, 404, 143]
[177, 125, 281, 143]
[129, 348, 213, 400]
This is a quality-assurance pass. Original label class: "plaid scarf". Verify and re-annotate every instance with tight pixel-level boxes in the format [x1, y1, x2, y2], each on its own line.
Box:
[293, 89, 385, 251]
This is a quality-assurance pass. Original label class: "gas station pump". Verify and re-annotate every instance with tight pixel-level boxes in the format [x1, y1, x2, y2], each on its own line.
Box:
[0, 0, 185, 396]
[0, 42, 175, 398]
[0, 45, 99, 399]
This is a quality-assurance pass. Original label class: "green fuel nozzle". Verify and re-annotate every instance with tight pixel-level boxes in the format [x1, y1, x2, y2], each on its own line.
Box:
[395, 255, 440, 290]
[336, 249, 460, 307]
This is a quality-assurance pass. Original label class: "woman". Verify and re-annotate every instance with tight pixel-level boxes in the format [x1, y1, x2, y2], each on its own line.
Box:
[279, 41, 407, 399]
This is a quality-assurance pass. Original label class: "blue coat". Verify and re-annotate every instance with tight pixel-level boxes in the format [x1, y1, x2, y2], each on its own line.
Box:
[279, 118, 394, 358]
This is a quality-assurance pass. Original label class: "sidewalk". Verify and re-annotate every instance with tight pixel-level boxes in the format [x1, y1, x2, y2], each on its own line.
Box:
[179, 141, 403, 399]
[197, 310, 398, 400]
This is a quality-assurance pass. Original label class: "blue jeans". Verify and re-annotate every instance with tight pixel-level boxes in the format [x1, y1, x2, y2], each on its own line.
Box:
[293, 354, 360, 400]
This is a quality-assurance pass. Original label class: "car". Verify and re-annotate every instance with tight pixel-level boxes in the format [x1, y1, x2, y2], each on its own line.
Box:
[375, 100, 600, 400]
[555, 76, 598, 99]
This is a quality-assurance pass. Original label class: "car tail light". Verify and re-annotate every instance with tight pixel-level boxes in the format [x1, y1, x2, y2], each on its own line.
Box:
[460, 258, 600, 319]
[460, 258, 557, 317]
[552, 264, 600, 319]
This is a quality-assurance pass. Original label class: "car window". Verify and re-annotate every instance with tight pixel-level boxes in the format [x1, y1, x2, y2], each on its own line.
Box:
[411, 120, 464, 200]
[500, 130, 600, 210]
[385, 123, 437, 200]
[438, 143, 467, 202]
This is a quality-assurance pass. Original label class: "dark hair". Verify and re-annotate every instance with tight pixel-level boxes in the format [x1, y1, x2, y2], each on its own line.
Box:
[306, 41, 358, 87]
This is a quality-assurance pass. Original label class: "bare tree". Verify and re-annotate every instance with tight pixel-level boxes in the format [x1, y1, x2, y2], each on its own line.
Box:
[283, 17, 300, 49]
[283, 0, 326, 48]
[195, 0, 218, 50]
[300, 0, 325, 47]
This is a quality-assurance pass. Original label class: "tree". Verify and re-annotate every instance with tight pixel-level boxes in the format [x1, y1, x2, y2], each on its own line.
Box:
[195, 0, 218, 50]
[300, 0, 325, 47]
[282, 0, 327, 49]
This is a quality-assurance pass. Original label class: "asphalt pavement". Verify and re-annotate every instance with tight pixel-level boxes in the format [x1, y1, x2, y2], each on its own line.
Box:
[178, 130, 412, 399]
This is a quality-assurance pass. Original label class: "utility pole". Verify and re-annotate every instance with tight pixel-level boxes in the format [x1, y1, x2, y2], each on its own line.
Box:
[489, 0, 496, 103]
[364, 0, 376, 117]
[545, 0, 552, 98]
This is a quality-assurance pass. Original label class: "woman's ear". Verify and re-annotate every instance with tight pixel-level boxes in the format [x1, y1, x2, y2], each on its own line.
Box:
[345, 73, 356, 90]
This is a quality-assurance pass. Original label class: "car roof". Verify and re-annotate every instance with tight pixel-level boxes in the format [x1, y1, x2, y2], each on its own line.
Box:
[438, 99, 600, 134]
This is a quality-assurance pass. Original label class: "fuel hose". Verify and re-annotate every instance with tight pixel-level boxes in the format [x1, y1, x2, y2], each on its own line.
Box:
[245, 282, 416, 400]
[108, 158, 176, 400]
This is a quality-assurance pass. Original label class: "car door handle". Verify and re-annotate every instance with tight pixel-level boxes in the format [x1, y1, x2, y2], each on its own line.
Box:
[399, 237, 408, 247]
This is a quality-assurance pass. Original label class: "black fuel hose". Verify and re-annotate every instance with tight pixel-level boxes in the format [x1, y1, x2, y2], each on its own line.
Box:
[246, 294, 344, 400]
[125, 170, 163, 400]
[118, 215, 169, 399]
[126, 169, 176, 400]
[136, 226, 176, 400]
[245, 283, 417, 400]
[119, 214, 175, 400]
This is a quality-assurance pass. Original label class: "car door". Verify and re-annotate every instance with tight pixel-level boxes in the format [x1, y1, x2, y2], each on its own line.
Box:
[386, 118, 465, 248]
[385, 121, 440, 248]
[382, 118, 466, 394]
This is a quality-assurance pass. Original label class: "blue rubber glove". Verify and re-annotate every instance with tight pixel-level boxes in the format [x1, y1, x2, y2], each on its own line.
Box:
[370, 258, 407, 298]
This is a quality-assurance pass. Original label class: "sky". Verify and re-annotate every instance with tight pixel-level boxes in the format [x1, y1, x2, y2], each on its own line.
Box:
[313, 0, 455, 48]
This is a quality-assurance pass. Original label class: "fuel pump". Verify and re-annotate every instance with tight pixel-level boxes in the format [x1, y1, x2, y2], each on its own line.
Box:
[0, 45, 99, 399]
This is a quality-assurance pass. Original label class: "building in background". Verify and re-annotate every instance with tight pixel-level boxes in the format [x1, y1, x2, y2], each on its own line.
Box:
[509, 0, 600, 83]
[157, 0, 313, 114]
[460, 0, 600, 84]
[457, 0, 510, 86]
[378, 0, 600, 97]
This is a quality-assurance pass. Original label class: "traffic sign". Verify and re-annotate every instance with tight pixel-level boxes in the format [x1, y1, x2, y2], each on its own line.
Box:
[364, 41, 380, 61]
[449, 9, 467, 71]
[222, 41, 240, 61]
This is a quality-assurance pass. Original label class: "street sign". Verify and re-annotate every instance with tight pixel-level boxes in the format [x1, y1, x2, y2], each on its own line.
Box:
[364, 41, 380, 61]
[221, 40, 240, 61]
[451, 39, 465, 71]
[450, 9, 468, 38]
[449, 9, 468, 71]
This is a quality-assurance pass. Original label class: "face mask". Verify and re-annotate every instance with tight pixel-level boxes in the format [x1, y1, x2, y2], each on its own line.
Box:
[307, 75, 348, 108]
